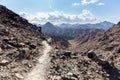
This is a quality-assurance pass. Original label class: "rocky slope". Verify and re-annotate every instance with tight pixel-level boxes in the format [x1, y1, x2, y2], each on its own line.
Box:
[68, 28, 104, 52]
[0, 5, 49, 80]
[48, 22, 120, 80]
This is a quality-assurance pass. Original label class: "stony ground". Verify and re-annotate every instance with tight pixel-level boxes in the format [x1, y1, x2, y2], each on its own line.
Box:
[47, 48, 120, 80]
[0, 22, 46, 80]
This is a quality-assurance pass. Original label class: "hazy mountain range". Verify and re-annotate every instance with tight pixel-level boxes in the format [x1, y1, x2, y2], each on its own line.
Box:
[41, 21, 114, 40]
[59, 21, 114, 30]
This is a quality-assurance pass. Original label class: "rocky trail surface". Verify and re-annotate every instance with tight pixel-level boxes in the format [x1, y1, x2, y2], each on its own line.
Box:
[24, 41, 52, 80]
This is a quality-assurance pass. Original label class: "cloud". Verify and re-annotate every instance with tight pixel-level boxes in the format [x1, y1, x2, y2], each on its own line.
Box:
[82, 0, 99, 5]
[97, 2, 105, 6]
[72, 2, 81, 7]
[20, 10, 97, 24]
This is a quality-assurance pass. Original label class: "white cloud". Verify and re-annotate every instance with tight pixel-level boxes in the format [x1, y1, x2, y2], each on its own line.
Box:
[20, 10, 97, 24]
[97, 2, 105, 6]
[72, 2, 81, 7]
[82, 0, 99, 5]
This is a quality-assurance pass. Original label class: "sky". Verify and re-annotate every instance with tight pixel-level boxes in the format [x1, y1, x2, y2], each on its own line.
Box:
[0, 0, 120, 24]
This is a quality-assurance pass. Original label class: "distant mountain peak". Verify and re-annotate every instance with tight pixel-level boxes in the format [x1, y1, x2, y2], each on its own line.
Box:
[100, 21, 114, 24]
[45, 22, 53, 26]
[42, 22, 58, 34]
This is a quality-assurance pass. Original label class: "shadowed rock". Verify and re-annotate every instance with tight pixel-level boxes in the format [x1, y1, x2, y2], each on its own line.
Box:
[87, 51, 120, 80]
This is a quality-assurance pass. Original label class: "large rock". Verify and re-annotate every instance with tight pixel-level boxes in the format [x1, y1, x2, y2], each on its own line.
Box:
[60, 51, 72, 59]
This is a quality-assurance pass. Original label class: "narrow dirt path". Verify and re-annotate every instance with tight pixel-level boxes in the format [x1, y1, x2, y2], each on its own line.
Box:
[24, 41, 52, 80]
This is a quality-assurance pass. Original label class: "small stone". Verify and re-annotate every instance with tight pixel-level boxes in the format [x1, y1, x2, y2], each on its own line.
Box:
[67, 72, 73, 76]
[0, 48, 2, 54]
[19, 43, 25, 46]
[0, 59, 10, 66]
[15, 73, 24, 79]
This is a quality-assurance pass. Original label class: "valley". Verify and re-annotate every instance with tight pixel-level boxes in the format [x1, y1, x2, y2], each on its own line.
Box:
[0, 4, 119, 80]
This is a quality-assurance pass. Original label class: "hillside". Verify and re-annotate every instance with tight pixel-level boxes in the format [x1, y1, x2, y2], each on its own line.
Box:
[48, 22, 120, 80]
[70, 22, 120, 52]
[0, 5, 50, 80]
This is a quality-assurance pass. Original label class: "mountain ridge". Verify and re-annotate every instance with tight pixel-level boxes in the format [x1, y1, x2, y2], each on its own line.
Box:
[42, 22, 107, 40]
[41, 21, 114, 29]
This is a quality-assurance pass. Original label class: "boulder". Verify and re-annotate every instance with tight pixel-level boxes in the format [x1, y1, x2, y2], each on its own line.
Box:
[29, 43, 36, 49]
[87, 51, 108, 65]
[87, 51, 97, 59]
